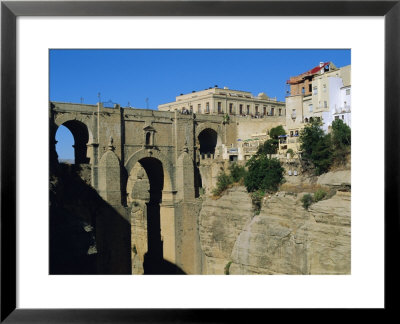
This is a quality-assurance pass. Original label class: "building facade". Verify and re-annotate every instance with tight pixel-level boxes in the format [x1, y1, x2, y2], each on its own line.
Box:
[158, 86, 286, 118]
[282, 62, 351, 153]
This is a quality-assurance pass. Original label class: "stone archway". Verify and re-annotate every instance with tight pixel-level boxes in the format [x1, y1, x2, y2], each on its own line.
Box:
[54, 114, 94, 164]
[125, 149, 181, 274]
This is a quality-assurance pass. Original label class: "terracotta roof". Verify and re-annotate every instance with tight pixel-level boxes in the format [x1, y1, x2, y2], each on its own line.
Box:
[287, 62, 331, 84]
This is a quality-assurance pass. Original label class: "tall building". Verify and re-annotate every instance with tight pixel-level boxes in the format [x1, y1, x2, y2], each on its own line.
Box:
[284, 62, 351, 145]
[158, 86, 286, 118]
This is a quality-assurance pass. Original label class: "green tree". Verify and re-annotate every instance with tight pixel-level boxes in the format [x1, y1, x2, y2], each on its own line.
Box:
[269, 125, 286, 140]
[331, 119, 351, 147]
[331, 119, 351, 164]
[299, 120, 333, 175]
[256, 139, 277, 157]
[310, 133, 333, 175]
[245, 155, 284, 193]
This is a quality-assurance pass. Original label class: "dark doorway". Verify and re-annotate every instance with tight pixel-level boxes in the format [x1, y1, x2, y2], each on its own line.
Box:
[198, 129, 218, 155]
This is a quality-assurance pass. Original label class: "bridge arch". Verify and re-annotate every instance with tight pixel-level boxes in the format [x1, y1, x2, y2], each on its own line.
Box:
[54, 116, 94, 164]
[195, 123, 222, 156]
[125, 148, 174, 195]
[125, 148, 180, 274]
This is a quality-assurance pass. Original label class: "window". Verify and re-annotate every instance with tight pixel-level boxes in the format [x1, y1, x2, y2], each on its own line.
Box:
[323, 84, 326, 92]
[309, 104, 313, 112]
[198, 104, 201, 113]
[190, 105, 193, 113]
[346, 88, 351, 95]
[263, 106, 267, 116]
[290, 131, 294, 137]
[295, 130, 299, 136]
[301, 87, 305, 94]
[239, 104, 243, 115]
[342, 115, 345, 120]
[313, 86, 318, 95]
[218, 102, 222, 113]
[229, 103, 233, 114]
[145, 132, 151, 146]
[247, 105, 250, 115]
[309, 84, 312, 92]
[270, 107, 275, 116]
[279, 108, 282, 116]
[255, 106, 259, 115]
[335, 116, 339, 120]
[324, 101, 327, 108]
[206, 102, 210, 113]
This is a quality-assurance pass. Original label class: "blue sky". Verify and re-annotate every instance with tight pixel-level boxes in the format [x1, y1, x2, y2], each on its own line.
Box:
[51, 49, 351, 160]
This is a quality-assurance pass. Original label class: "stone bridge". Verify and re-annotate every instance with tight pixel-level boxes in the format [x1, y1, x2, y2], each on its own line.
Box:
[50, 101, 231, 274]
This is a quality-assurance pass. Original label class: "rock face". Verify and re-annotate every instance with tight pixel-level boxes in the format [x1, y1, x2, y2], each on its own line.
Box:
[198, 170, 351, 275]
[199, 186, 254, 274]
[229, 191, 350, 274]
[317, 170, 351, 187]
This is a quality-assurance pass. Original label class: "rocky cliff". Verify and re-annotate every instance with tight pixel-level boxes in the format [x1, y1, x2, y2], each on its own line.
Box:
[198, 170, 351, 275]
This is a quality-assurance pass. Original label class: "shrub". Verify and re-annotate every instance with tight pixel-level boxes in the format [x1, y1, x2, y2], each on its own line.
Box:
[313, 189, 327, 202]
[286, 148, 294, 158]
[229, 163, 247, 183]
[301, 193, 313, 210]
[212, 171, 233, 196]
[224, 261, 232, 275]
[251, 189, 266, 201]
[245, 156, 284, 193]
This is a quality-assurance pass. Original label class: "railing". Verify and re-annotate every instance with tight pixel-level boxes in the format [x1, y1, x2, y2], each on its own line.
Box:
[243, 147, 258, 153]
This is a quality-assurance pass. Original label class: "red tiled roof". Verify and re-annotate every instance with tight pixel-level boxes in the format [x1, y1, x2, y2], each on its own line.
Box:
[287, 62, 331, 84]
[308, 62, 330, 74]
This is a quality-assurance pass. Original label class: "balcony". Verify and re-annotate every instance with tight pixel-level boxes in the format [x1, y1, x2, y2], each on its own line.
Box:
[335, 105, 351, 114]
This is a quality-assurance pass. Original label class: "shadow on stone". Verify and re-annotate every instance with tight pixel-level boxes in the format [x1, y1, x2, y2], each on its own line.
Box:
[50, 163, 131, 274]
[143, 254, 186, 275]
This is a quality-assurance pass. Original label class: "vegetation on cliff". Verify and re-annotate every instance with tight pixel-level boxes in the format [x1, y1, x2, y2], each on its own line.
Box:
[244, 155, 284, 193]
[212, 163, 247, 196]
[301, 188, 328, 210]
[299, 119, 351, 175]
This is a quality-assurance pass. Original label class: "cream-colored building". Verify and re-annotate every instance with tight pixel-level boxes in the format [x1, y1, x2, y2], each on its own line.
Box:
[158, 86, 286, 118]
[282, 62, 351, 153]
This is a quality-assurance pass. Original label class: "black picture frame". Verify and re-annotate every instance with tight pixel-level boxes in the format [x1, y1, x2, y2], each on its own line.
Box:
[1, 0, 399, 322]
